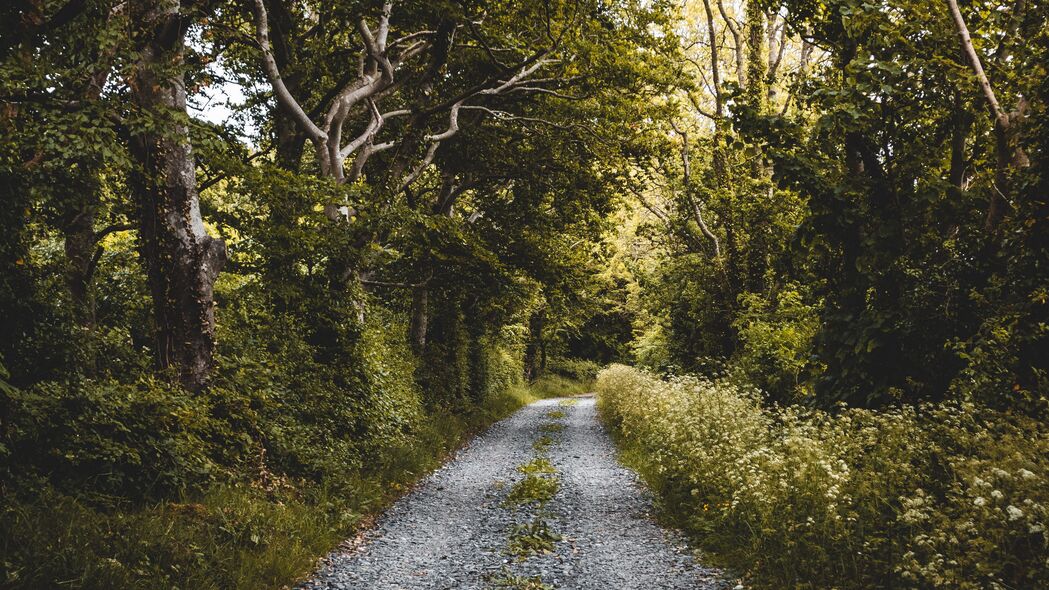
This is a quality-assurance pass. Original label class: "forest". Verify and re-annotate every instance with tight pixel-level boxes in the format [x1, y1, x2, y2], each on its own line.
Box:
[0, 0, 1046, 588]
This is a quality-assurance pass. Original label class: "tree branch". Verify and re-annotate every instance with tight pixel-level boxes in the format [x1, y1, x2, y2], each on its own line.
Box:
[252, 0, 326, 142]
[946, 0, 1009, 129]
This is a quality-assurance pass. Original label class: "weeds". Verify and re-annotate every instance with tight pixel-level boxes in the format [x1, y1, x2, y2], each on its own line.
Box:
[538, 422, 565, 434]
[503, 473, 560, 507]
[487, 567, 553, 590]
[597, 364, 1049, 589]
[545, 410, 567, 419]
[506, 517, 561, 557]
[517, 458, 556, 475]
[532, 435, 554, 453]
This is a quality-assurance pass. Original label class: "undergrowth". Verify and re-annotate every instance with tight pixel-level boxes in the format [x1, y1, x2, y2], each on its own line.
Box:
[0, 374, 576, 590]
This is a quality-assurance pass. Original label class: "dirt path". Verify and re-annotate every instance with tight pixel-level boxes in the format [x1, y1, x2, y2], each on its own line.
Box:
[299, 396, 723, 590]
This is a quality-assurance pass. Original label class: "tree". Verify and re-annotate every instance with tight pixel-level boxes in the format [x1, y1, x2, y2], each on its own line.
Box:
[128, 0, 226, 392]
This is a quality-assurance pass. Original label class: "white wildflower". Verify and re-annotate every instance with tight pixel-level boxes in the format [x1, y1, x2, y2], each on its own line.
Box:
[973, 497, 987, 507]
[1006, 505, 1024, 521]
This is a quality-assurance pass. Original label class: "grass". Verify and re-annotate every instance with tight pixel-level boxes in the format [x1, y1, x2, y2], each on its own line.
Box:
[527, 374, 592, 398]
[487, 568, 553, 590]
[0, 377, 580, 590]
[538, 422, 565, 434]
[532, 435, 554, 453]
[503, 473, 560, 508]
[517, 457, 556, 475]
[544, 409, 567, 419]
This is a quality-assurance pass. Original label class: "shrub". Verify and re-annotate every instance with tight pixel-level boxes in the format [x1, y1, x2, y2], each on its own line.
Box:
[546, 357, 602, 384]
[731, 285, 821, 403]
[596, 364, 1049, 589]
[0, 377, 242, 500]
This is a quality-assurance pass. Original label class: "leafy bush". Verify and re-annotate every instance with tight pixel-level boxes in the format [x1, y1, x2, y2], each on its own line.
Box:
[731, 285, 821, 403]
[596, 364, 1049, 589]
[546, 357, 602, 384]
[0, 377, 245, 500]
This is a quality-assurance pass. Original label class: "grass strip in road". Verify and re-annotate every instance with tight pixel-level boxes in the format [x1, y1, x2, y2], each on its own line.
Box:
[503, 473, 559, 508]
[517, 457, 556, 475]
[487, 567, 553, 590]
[532, 435, 554, 453]
[506, 517, 562, 558]
[538, 422, 565, 434]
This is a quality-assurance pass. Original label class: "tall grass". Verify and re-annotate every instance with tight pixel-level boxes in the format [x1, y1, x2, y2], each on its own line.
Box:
[596, 364, 1049, 589]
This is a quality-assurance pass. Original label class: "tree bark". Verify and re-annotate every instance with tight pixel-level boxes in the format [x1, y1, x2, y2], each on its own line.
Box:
[946, 0, 1027, 230]
[129, 0, 227, 392]
[63, 200, 98, 373]
[409, 283, 428, 354]
[524, 309, 546, 381]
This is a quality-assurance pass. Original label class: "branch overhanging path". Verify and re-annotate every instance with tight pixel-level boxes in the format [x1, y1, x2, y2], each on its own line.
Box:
[298, 396, 724, 590]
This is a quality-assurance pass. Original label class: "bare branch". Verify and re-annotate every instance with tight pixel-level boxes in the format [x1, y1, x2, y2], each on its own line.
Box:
[716, 0, 746, 86]
[252, 0, 326, 142]
[701, 0, 724, 116]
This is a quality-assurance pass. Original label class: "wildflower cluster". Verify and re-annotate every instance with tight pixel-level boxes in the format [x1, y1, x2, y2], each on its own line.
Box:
[596, 364, 1049, 588]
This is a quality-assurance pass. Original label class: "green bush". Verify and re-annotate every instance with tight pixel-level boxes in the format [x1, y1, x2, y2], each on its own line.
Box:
[546, 357, 602, 384]
[730, 285, 821, 403]
[0, 377, 244, 500]
[596, 364, 1049, 589]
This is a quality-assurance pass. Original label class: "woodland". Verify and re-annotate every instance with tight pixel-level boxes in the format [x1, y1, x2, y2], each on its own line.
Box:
[0, 0, 1047, 588]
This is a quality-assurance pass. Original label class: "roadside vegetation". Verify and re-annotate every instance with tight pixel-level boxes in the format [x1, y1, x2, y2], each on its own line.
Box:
[597, 365, 1049, 589]
[0, 373, 569, 590]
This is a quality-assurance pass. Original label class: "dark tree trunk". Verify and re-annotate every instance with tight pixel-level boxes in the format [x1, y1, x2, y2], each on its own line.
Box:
[129, 0, 226, 392]
[524, 309, 546, 381]
[63, 201, 98, 374]
[949, 94, 973, 189]
[409, 284, 428, 354]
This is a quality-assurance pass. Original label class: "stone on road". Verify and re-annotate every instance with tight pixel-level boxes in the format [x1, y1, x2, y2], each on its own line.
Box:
[298, 396, 723, 590]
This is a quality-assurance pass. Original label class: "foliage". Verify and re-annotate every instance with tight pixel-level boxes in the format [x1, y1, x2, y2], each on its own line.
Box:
[0, 374, 567, 590]
[730, 284, 822, 402]
[597, 364, 1049, 589]
[546, 357, 603, 384]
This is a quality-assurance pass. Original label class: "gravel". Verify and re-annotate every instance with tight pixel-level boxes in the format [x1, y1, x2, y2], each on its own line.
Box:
[298, 395, 724, 590]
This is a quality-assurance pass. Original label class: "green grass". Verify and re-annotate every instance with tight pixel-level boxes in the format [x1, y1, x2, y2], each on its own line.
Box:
[527, 374, 592, 398]
[538, 422, 565, 434]
[544, 409, 567, 419]
[532, 435, 554, 453]
[0, 377, 573, 590]
[487, 567, 553, 589]
[516, 457, 556, 475]
[503, 473, 560, 508]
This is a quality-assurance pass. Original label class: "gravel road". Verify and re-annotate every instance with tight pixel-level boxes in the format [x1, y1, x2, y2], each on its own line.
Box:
[298, 395, 723, 590]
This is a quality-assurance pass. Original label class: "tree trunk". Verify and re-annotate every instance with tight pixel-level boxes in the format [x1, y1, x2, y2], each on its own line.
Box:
[949, 92, 973, 189]
[63, 201, 98, 374]
[129, 0, 226, 392]
[409, 284, 428, 354]
[524, 309, 546, 381]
